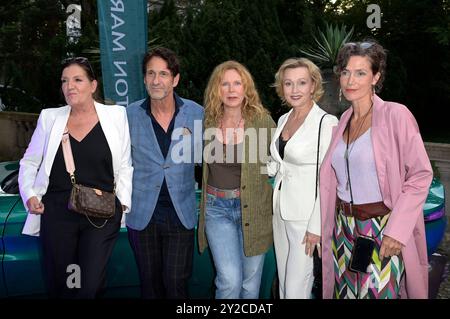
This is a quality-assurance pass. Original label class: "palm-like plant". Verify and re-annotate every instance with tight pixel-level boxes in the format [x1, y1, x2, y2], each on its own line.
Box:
[300, 22, 354, 70]
[299, 23, 354, 116]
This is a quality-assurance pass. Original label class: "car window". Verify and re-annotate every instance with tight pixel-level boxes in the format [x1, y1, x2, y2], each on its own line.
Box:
[1, 170, 19, 195]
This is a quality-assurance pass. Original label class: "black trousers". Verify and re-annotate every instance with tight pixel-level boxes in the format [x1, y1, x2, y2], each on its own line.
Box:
[127, 217, 194, 299]
[40, 191, 122, 298]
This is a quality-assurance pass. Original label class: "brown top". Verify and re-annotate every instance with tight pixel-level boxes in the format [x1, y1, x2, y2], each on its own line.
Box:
[207, 142, 242, 189]
[199, 113, 276, 257]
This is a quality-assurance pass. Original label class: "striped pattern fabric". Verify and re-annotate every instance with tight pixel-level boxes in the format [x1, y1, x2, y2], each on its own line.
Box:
[332, 208, 405, 299]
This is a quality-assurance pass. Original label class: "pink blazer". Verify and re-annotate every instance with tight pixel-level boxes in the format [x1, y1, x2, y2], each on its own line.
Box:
[319, 95, 433, 299]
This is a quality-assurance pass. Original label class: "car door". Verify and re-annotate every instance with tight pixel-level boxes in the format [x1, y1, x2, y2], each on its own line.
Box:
[0, 161, 46, 297]
[0, 162, 21, 298]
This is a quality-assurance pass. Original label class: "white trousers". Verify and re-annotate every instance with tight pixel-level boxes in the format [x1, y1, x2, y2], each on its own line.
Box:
[273, 194, 314, 299]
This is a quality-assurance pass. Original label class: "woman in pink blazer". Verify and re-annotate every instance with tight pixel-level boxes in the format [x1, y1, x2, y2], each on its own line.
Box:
[319, 41, 432, 299]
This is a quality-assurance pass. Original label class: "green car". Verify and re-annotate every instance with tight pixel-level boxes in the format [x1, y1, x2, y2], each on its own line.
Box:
[0, 161, 276, 298]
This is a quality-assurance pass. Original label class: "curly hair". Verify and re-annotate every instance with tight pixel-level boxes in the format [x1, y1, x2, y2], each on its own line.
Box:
[204, 60, 269, 127]
[335, 40, 387, 93]
[272, 58, 324, 105]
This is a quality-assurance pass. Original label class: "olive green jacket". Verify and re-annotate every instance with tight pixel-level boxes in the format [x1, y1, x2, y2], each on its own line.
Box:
[198, 113, 276, 256]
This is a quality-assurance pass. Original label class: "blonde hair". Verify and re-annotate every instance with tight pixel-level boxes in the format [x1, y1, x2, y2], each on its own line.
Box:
[272, 58, 324, 106]
[204, 60, 269, 127]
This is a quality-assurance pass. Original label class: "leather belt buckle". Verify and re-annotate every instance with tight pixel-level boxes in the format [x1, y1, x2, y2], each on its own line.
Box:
[337, 199, 352, 217]
[207, 185, 240, 199]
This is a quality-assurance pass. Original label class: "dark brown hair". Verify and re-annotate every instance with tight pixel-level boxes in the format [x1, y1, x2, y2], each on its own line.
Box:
[61, 57, 96, 81]
[335, 40, 387, 92]
[142, 47, 180, 77]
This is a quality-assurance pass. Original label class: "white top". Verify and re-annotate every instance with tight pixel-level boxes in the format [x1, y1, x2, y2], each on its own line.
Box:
[267, 103, 338, 235]
[331, 128, 383, 204]
[18, 102, 133, 236]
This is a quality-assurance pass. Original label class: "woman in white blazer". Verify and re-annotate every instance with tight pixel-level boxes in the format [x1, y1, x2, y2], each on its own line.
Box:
[18, 57, 132, 298]
[268, 58, 338, 299]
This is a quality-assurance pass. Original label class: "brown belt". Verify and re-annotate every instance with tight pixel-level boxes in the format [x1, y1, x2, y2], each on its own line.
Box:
[206, 185, 240, 199]
[336, 198, 390, 221]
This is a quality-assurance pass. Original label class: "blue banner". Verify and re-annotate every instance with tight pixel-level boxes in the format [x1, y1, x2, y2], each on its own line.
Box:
[97, 0, 147, 106]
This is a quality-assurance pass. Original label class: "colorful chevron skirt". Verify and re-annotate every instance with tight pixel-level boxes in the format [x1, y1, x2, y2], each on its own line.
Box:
[332, 207, 405, 299]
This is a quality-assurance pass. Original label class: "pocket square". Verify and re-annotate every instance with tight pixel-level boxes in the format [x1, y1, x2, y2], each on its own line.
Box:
[182, 127, 192, 135]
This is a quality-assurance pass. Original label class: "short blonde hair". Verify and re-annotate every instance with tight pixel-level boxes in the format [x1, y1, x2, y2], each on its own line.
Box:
[273, 58, 324, 106]
[204, 60, 269, 127]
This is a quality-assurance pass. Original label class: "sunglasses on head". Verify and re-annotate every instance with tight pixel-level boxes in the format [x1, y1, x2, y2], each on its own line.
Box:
[343, 42, 374, 50]
[61, 56, 95, 76]
[62, 56, 89, 64]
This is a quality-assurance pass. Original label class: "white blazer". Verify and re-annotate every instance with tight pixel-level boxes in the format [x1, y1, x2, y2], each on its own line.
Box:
[18, 102, 133, 236]
[268, 103, 338, 235]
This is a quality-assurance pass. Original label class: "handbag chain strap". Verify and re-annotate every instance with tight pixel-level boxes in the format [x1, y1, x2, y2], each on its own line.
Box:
[344, 119, 387, 240]
[315, 113, 328, 200]
[311, 113, 328, 259]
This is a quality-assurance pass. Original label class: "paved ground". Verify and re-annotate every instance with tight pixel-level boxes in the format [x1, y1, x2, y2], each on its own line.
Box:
[436, 217, 450, 299]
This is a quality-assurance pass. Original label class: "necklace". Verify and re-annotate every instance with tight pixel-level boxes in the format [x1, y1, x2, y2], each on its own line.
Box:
[220, 116, 242, 163]
[220, 117, 243, 144]
[344, 103, 373, 190]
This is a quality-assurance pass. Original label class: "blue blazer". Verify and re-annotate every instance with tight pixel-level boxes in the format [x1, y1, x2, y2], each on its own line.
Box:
[126, 95, 204, 230]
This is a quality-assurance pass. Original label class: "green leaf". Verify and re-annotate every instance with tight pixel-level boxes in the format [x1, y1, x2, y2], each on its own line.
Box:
[299, 22, 354, 69]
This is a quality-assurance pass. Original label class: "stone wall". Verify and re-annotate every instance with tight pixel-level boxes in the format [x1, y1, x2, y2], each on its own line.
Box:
[0, 111, 38, 161]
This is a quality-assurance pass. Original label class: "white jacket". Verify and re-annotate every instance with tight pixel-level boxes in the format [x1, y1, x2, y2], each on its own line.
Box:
[18, 102, 133, 236]
[268, 103, 337, 235]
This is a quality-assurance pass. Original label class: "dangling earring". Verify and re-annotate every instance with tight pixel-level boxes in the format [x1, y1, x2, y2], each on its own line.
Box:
[339, 88, 342, 102]
[372, 85, 375, 96]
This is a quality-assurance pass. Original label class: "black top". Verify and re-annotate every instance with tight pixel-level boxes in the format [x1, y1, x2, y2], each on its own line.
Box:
[277, 137, 288, 160]
[47, 122, 114, 193]
[143, 97, 183, 227]
[147, 103, 179, 159]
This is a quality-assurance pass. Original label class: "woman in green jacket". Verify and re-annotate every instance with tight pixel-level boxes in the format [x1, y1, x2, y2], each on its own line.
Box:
[198, 60, 275, 299]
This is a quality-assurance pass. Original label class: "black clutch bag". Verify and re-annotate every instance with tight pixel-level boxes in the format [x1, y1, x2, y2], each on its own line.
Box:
[349, 235, 375, 273]
[311, 247, 323, 299]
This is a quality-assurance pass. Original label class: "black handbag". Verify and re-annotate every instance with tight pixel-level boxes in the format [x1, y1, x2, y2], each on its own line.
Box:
[311, 246, 322, 298]
[61, 128, 115, 228]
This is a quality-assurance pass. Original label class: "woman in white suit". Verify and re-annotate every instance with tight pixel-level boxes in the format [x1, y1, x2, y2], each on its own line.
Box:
[268, 58, 338, 298]
[18, 57, 132, 298]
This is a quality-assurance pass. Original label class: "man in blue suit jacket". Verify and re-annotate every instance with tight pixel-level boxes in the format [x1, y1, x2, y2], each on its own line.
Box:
[126, 47, 204, 298]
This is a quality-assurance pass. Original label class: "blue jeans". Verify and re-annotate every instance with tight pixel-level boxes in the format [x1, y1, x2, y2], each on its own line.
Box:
[205, 193, 265, 299]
